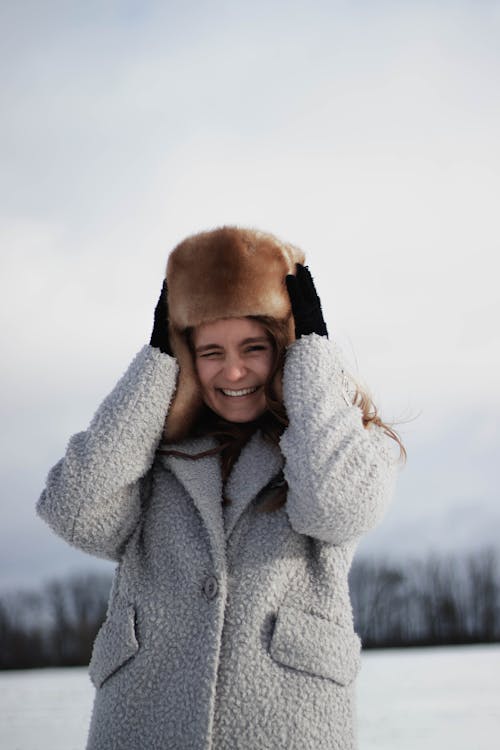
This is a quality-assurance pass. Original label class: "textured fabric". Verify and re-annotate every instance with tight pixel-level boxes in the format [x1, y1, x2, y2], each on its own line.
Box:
[37, 335, 397, 750]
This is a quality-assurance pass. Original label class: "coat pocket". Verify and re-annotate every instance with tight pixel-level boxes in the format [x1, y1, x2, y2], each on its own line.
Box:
[88, 598, 139, 688]
[269, 606, 361, 686]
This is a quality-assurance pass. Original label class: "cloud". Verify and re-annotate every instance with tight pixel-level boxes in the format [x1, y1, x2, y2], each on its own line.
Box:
[2, 0, 500, 588]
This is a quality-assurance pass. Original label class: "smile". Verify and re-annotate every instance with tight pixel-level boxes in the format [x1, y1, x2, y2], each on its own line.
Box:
[218, 386, 259, 397]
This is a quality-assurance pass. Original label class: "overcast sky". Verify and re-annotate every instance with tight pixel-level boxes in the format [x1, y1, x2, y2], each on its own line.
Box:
[1, 0, 499, 590]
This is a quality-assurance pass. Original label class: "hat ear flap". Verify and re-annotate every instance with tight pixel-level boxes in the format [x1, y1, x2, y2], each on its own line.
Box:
[163, 327, 204, 442]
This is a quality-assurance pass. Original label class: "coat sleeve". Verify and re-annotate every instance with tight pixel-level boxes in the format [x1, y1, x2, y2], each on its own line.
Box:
[280, 334, 398, 545]
[36, 345, 179, 561]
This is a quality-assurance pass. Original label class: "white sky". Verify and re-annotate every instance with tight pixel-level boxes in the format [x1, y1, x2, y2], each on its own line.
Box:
[1, 0, 499, 589]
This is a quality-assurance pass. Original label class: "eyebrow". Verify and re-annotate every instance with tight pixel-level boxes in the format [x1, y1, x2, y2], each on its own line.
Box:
[195, 336, 269, 353]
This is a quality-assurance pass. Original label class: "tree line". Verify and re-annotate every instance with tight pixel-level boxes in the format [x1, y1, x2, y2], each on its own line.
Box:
[0, 548, 499, 670]
[350, 547, 499, 648]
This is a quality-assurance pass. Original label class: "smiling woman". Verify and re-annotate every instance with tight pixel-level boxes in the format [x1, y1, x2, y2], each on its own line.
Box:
[37, 225, 403, 750]
[193, 318, 273, 422]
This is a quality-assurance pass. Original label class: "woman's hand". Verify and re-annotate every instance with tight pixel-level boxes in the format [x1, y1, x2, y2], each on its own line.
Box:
[150, 281, 173, 355]
[285, 264, 328, 339]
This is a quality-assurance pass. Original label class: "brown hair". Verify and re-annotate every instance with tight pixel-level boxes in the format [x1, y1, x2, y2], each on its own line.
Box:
[161, 317, 406, 511]
[182, 316, 289, 510]
[352, 389, 407, 462]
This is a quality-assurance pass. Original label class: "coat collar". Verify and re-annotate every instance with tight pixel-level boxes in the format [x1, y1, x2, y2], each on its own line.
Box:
[223, 430, 283, 539]
[159, 431, 283, 560]
[160, 436, 225, 571]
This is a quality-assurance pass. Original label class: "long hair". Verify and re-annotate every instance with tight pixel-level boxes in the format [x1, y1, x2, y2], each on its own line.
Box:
[352, 388, 407, 462]
[160, 317, 406, 512]
[182, 316, 290, 510]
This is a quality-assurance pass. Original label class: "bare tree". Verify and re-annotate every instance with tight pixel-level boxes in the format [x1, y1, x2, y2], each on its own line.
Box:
[1, 549, 499, 669]
[350, 547, 500, 648]
[0, 573, 111, 670]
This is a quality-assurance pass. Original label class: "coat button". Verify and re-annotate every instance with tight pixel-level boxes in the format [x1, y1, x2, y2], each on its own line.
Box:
[203, 576, 218, 600]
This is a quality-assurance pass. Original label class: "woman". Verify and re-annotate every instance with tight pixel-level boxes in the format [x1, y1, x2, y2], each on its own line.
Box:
[37, 226, 403, 750]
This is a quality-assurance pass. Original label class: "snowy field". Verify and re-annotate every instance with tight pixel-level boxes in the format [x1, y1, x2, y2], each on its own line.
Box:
[1, 644, 498, 749]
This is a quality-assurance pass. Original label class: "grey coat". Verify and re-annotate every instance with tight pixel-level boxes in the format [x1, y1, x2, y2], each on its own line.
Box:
[37, 334, 397, 750]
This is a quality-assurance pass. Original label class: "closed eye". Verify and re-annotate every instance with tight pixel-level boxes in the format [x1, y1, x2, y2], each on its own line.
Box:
[198, 351, 222, 358]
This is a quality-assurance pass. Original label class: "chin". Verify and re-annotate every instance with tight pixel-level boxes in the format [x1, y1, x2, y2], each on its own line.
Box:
[213, 404, 267, 424]
[226, 413, 259, 424]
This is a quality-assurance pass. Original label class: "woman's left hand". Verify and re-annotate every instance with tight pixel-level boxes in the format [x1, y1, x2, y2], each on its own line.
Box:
[285, 264, 328, 339]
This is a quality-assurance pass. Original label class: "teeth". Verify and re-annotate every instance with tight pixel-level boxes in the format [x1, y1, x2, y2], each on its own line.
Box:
[220, 386, 259, 397]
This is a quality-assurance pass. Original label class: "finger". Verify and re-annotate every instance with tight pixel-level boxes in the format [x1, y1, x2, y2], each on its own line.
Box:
[299, 265, 321, 305]
[161, 280, 169, 312]
[285, 273, 304, 310]
[162, 280, 171, 303]
[285, 273, 297, 299]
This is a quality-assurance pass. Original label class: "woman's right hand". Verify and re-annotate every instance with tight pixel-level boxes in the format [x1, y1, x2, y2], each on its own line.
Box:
[150, 281, 173, 356]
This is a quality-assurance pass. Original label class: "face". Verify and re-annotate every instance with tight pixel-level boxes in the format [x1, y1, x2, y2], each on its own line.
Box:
[193, 317, 274, 423]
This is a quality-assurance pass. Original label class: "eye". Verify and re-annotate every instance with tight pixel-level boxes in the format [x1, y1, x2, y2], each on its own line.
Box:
[198, 350, 222, 359]
[245, 345, 268, 353]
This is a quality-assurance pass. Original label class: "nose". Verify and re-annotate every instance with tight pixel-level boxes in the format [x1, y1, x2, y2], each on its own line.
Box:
[223, 356, 247, 382]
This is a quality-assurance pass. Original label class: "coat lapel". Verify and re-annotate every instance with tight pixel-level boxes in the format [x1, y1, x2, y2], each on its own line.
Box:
[160, 437, 226, 571]
[224, 431, 283, 540]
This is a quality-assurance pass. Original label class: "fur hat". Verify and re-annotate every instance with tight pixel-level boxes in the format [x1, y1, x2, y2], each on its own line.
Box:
[164, 226, 306, 441]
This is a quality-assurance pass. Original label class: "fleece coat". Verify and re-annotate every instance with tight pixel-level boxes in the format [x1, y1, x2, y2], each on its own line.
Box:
[37, 334, 397, 750]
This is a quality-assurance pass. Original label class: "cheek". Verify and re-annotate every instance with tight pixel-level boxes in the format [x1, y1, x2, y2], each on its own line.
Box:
[260, 352, 274, 380]
[194, 360, 207, 388]
[195, 360, 216, 391]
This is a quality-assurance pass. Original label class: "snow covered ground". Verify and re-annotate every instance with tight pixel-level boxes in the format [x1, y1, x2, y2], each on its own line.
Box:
[357, 644, 499, 749]
[1, 644, 498, 749]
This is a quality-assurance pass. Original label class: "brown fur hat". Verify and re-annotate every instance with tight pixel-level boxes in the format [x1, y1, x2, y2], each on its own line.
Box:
[163, 226, 306, 441]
